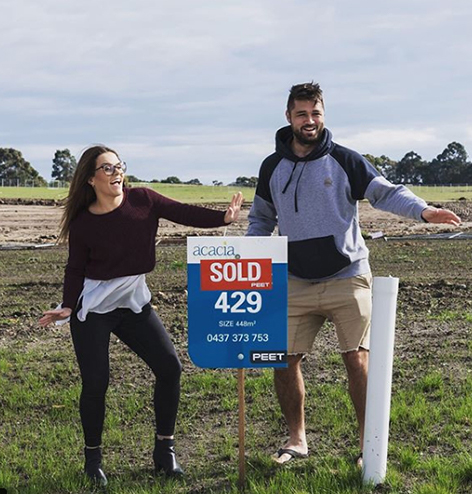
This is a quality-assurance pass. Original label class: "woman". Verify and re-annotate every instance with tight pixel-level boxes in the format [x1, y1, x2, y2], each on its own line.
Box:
[39, 145, 243, 487]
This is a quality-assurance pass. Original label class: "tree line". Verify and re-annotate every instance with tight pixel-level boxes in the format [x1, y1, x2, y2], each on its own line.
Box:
[364, 142, 472, 185]
[1, 141, 471, 187]
[0, 148, 77, 186]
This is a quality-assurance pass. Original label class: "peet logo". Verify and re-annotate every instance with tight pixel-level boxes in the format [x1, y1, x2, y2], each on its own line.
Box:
[192, 244, 240, 258]
[250, 351, 287, 364]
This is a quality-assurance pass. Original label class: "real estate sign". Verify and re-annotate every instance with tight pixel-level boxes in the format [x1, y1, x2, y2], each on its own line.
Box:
[187, 236, 288, 368]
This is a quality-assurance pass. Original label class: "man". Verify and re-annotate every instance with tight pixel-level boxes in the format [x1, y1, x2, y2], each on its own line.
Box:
[246, 82, 461, 466]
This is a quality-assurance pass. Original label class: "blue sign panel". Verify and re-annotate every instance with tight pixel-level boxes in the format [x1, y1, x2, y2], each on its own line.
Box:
[187, 237, 288, 368]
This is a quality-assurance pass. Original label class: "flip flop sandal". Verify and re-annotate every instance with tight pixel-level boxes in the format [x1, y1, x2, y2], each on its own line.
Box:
[275, 448, 309, 463]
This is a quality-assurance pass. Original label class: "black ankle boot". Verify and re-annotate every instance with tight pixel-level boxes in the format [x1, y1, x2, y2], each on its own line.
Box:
[153, 438, 184, 477]
[84, 447, 108, 487]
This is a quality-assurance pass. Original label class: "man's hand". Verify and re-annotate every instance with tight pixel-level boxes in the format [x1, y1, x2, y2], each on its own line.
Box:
[421, 206, 461, 226]
[224, 191, 244, 223]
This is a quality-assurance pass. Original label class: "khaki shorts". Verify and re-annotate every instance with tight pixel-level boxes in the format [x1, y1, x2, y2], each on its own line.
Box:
[287, 273, 372, 354]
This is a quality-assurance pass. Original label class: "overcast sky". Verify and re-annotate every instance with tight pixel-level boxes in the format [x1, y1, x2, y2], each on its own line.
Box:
[2, 0, 471, 184]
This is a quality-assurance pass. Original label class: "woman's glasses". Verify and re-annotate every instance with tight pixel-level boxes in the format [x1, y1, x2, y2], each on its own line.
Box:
[95, 161, 127, 176]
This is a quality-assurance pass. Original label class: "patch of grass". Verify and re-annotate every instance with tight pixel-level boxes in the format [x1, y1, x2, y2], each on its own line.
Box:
[0, 184, 255, 203]
[0, 186, 70, 200]
[1, 241, 472, 493]
[427, 310, 470, 322]
[415, 371, 444, 394]
[2, 184, 472, 202]
[406, 185, 472, 201]
[171, 260, 185, 270]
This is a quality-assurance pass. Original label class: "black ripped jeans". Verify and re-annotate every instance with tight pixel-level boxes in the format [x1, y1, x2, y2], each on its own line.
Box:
[70, 303, 182, 447]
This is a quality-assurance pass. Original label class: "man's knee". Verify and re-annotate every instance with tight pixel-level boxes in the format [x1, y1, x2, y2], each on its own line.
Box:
[274, 354, 304, 382]
[342, 349, 369, 378]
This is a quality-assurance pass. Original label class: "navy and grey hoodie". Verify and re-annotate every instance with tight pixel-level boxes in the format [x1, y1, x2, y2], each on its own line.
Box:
[247, 126, 428, 281]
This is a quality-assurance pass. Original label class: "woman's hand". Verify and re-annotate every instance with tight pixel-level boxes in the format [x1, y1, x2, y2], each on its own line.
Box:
[224, 191, 244, 224]
[39, 307, 73, 327]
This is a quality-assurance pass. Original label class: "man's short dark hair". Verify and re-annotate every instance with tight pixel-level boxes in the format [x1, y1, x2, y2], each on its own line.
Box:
[287, 82, 324, 112]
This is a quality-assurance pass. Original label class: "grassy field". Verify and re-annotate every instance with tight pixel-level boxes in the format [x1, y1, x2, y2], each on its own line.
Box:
[1, 240, 472, 493]
[0, 184, 253, 203]
[407, 185, 472, 202]
[1, 184, 472, 203]
[0, 186, 71, 200]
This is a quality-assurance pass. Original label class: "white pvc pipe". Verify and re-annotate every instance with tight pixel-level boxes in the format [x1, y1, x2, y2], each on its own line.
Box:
[362, 276, 399, 486]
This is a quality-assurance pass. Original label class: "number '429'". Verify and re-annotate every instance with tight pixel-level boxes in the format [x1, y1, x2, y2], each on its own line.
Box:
[214, 291, 262, 313]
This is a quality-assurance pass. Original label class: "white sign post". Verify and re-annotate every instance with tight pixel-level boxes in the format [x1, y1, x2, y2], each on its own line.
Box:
[363, 276, 399, 486]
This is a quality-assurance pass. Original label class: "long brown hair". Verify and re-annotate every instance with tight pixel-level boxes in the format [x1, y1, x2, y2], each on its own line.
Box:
[58, 145, 119, 243]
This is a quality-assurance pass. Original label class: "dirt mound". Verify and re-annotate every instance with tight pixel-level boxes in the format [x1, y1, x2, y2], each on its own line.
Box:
[0, 198, 63, 206]
[1, 200, 471, 245]
[441, 200, 472, 221]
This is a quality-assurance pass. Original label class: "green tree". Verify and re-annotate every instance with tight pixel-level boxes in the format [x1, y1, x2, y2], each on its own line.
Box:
[423, 142, 470, 184]
[0, 148, 47, 185]
[395, 151, 425, 184]
[161, 176, 182, 184]
[51, 149, 77, 182]
[126, 175, 142, 183]
[185, 178, 202, 185]
[234, 176, 258, 187]
[363, 154, 397, 181]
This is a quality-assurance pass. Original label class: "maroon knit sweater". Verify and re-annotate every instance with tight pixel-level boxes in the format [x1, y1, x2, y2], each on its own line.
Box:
[63, 187, 228, 309]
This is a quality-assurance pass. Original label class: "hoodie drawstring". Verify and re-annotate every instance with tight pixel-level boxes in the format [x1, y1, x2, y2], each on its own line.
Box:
[282, 161, 298, 194]
[282, 161, 307, 213]
[293, 161, 307, 213]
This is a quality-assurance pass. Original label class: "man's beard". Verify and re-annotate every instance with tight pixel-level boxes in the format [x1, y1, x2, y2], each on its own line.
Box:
[292, 124, 324, 146]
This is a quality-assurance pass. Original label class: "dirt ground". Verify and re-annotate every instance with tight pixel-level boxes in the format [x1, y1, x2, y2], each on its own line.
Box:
[1, 199, 472, 493]
[1, 200, 471, 244]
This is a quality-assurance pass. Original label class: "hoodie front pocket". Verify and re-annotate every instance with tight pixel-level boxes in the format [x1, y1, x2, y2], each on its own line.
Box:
[288, 236, 350, 279]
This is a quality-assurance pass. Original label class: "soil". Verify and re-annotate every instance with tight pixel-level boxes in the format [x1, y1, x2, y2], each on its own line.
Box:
[0, 202, 247, 244]
[1, 200, 472, 493]
[1, 200, 471, 244]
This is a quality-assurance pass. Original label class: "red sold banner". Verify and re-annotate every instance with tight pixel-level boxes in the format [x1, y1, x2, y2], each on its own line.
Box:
[200, 258, 272, 291]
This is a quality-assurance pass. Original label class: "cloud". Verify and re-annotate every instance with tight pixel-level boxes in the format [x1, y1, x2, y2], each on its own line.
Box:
[105, 127, 274, 183]
[334, 124, 472, 162]
[1, 0, 471, 184]
[0, 95, 131, 118]
[336, 127, 437, 157]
